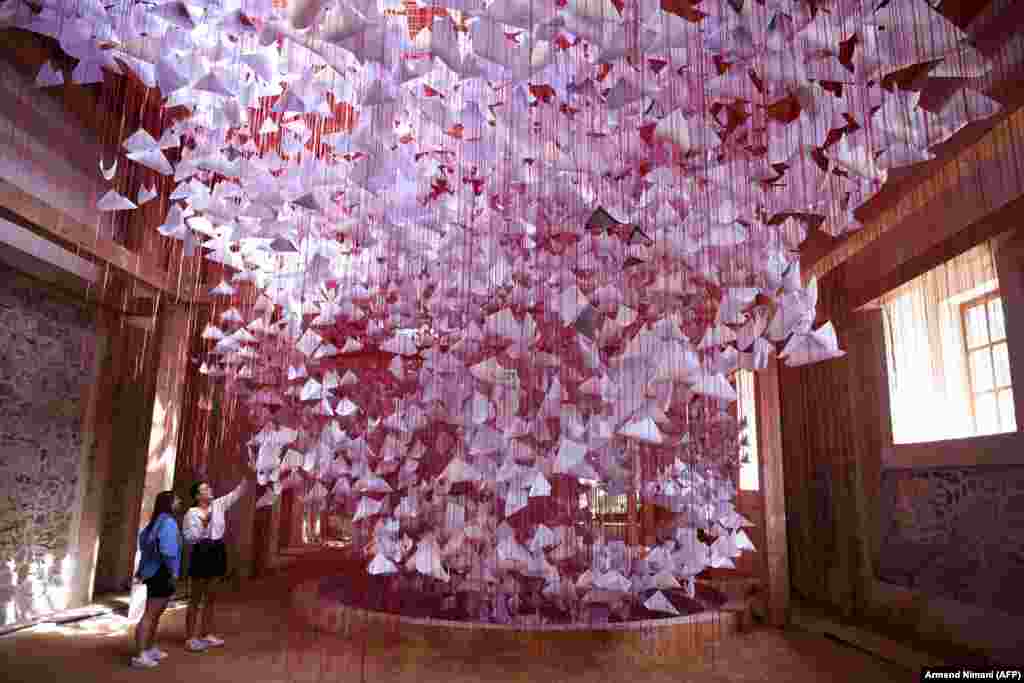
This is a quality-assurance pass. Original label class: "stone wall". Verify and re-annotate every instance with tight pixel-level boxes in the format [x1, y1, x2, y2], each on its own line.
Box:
[0, 263, 96, 626]
[878, 466, 1024, 617]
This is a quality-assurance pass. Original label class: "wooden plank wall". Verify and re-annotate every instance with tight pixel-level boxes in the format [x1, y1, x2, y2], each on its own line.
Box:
[755, 357, 789, 626]
[778, 238, 1024, 661]
[777, 265, 890, 618]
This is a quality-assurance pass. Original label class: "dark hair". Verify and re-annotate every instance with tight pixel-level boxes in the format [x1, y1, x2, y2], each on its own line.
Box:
[145, 491, 176, 534]
[190, 481, 208, 501]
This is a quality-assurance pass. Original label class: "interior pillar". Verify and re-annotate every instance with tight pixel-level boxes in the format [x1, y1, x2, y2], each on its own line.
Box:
[994, 228, 1024, 429]
[91, 320, 158, 594]
[843, 310, 892, 615]
[267, 493, 283, 566]
[755, 357, 789, 627]
[252, 503, 272, 576]
[133, 304, 192, 575]
[64, 313, 114, 608]
[279, 489, 295, 549]
[232, 480, 257, 580]
[627, 447, 639, 547]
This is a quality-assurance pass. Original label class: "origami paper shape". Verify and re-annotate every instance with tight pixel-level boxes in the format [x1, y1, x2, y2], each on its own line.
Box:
[644, 591, 679, 615]
[779, 321, 846, 367]
[97, 190, 137, 211]
[137, 185, 158, 205]
[353, 496, 384, 522]
[99, 160, 117, 181]
[35, 61, 63, 88]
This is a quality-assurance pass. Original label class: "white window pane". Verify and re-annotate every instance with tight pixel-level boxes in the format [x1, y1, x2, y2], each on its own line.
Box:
[736, 370, 759, 490]
[976, 392, 999, 435]
[740, 459, 759, 491]
[988, 297, 1006, 342]
[971, 348, 994, 392]
[965, 304, 989, 349]
[993, 342, 1011, 388]
[998, 389, 1016, 432]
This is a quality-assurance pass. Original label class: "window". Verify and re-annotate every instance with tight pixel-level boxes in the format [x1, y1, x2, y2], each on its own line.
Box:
[881, 241, 1015, 444]
[736, 369, 759, 490]
[591, 488, 629, 516]
[961, 292, 1015, 434]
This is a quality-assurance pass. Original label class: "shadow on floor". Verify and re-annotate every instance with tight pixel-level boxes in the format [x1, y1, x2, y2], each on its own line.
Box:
[0, 547, 911, 683]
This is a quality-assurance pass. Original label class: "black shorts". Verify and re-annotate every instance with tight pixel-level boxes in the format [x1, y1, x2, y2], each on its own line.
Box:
[144, 564, 176, 599]
[189, 539, 228, 579]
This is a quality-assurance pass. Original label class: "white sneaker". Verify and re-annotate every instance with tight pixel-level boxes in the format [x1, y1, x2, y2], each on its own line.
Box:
[131, 653, 159, 668]
[202, 634, 225, 647]
[145, 648, 169, 661]
[186, 638, 208, 652]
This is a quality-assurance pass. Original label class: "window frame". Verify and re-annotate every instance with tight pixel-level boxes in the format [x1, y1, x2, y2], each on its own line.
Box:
[959, 290, 1012, 434]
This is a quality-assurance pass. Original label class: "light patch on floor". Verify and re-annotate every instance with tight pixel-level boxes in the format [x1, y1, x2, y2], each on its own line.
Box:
[0, 551, 911, 683]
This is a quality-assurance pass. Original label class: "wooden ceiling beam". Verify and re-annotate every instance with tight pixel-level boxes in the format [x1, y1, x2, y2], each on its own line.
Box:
[807, 104, 1024, 287]
[0, 179, 210, 305]
[835, 104, 1024, 310]
[805, 0, 1024, 285]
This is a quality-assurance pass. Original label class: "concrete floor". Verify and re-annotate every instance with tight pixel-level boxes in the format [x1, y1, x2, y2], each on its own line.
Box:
[0, 550, 911, 683]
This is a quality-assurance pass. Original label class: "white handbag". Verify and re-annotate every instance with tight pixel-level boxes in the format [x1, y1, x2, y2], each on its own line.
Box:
[128, 580, 147, 621]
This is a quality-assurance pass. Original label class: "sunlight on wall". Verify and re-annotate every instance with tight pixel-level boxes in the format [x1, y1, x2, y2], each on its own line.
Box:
[147, 396, 172, 473]
[5, 559, 16, 625]
[1, 553, 76, 627]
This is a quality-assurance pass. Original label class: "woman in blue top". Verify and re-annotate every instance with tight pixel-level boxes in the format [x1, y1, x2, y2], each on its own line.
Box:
[132, 490, 182, 669]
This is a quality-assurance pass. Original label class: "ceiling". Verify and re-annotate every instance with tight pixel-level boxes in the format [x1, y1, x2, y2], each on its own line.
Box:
[0, 0, 1013, 283]
[799, 0, 1024, 269]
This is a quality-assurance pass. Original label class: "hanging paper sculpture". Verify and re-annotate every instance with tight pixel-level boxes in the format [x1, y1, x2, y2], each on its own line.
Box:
[16, 0, 1001, 623]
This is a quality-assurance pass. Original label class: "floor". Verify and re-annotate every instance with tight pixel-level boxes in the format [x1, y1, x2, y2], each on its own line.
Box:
[0, 549, 912, 683]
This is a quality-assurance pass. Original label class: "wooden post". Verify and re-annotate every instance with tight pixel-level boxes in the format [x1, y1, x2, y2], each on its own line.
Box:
[133, 304, 192, 575]
[994, 228, 1024, 429]
[843, 310, 892, 612]
[252, 504, 271, 576]
[755, 357, 789, 626]
[279, 489, 295, 550]
[321, 508, 331, 543]
[65, 313, 115, 607]
[232, 483, 257, 579]
[627, 447, 640, 547]
[267, 492, 282, 562]
[91, 320, 159, 593]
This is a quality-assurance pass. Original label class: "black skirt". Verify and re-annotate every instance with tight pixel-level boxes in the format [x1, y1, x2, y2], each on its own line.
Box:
[144, 564, 176, 599]
[189, 539, 228, 579]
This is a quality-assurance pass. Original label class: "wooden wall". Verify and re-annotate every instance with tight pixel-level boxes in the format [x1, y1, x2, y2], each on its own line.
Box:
[777, 265, 889, 618]
[780, 237, 1024, 661]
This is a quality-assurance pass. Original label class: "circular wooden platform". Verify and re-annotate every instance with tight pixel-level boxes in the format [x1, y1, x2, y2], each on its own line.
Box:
[292, 577, 752, 663]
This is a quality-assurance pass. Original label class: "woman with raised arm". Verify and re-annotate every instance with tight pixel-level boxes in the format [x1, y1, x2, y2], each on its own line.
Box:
[132, 491, 182, 669]
[182, 471, 251, 652]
